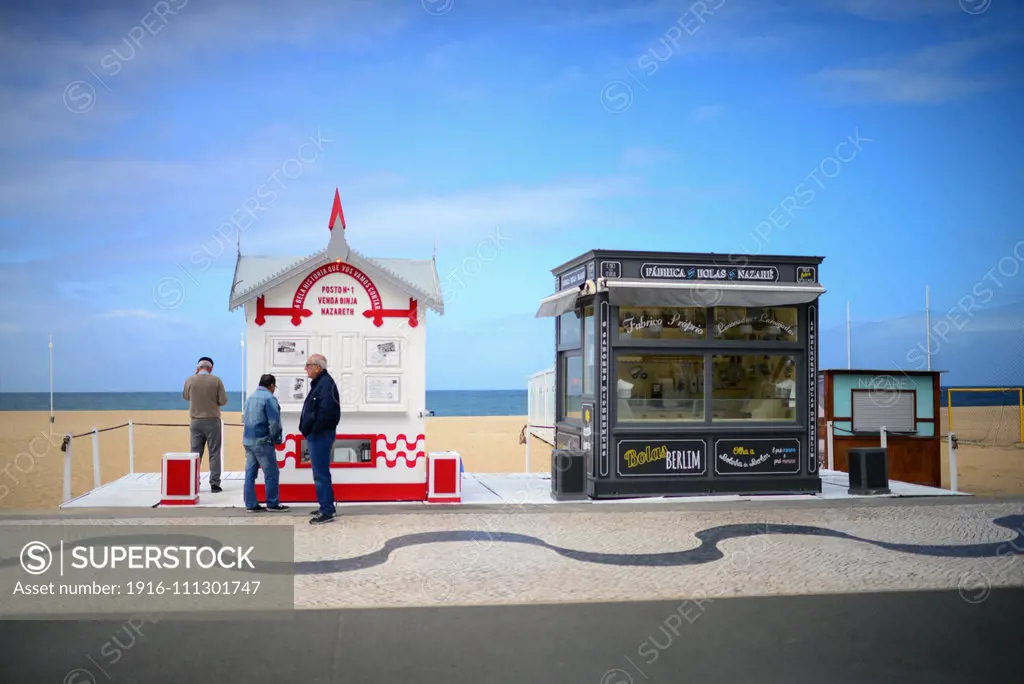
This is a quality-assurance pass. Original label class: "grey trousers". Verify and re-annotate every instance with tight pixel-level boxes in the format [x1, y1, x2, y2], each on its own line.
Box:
[189, 418, 222, 486]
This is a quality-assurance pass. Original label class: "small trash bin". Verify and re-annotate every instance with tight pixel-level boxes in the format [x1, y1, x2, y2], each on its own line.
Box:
[551, 449, 587, 500]
[847, 447, 890, 495]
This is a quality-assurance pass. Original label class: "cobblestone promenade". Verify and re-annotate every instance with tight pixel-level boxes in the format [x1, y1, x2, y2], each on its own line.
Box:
[5, 497, 1023, 609]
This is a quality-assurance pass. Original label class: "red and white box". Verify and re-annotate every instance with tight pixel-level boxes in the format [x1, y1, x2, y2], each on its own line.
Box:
[161, 452, 200, 506]
[427, 451, 461, 503]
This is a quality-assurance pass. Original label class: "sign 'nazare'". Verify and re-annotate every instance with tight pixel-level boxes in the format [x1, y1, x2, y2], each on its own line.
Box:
[640, 263, 779, 282]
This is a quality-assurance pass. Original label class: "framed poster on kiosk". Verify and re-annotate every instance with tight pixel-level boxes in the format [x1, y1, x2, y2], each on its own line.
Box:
[277, 375, 310, 405]
[365, 375, 402, 404]
[365, 338, 401, 367]
[271, 337, 309, 367]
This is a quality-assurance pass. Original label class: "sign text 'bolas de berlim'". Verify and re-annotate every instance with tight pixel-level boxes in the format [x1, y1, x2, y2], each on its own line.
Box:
[640, 263, 779, 282]
[616, 439, 706, 477]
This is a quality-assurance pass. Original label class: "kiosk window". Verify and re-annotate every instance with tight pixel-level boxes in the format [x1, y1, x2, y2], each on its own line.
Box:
[713, 307, 799, 342]
[618, 307, 707, 341]
[616, 355, 705, 422]
[561, 354, 583, 420]
[583, 306, 594, 395]
[300, 438, 373, 464]
[711, 354, 798, 421]
[558, 312, 581, 349]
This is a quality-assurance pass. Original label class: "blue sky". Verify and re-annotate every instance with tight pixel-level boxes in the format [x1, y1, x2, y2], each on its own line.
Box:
[0, 0, 1022, 392]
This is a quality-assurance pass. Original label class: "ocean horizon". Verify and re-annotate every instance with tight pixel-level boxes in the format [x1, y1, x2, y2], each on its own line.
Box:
[0, 389, 529, 416]
[0, 386, 1020, 415]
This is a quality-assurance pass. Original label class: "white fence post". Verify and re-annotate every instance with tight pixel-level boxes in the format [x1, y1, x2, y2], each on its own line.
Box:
[880, 425, 887, 449]
[826, 421, 835, 471]
[91, 428, 101, 489]
[128, 419, 136, 474]
[526, 378, 533, 474]
[63, 434, 72, 503]
[525, 427, 531, 474]
[948, 432, 959, 492]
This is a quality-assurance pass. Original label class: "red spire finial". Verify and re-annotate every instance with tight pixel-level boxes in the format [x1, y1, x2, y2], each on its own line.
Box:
[329, 188, 346, 232]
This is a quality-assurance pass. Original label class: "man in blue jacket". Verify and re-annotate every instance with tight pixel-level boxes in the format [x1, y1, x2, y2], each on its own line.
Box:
[242, 374, 289, 512]
[299, 354, 341, 524]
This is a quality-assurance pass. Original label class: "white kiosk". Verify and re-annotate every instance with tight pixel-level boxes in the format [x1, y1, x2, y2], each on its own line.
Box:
[229, 189, 460, 503]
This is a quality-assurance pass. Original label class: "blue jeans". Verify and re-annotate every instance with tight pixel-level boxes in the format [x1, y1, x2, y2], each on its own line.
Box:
[243, 443, 280, 509]
[305, 433, 336, 515]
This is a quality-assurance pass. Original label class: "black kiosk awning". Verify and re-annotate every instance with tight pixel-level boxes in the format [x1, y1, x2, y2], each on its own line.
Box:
[536, 279, 825, 315]
[535, 287, 582, 317]
[603, 278, 825, 307]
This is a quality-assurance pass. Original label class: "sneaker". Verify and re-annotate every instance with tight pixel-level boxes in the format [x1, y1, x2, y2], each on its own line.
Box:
[247, 505, 266, 512]
[266, 504, 290, 512]
[309, 513, 335, 525]
[211, 485, 223, 493]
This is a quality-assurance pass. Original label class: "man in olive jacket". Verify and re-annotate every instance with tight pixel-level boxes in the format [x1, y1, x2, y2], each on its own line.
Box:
[182, 356, 228, 492]
[299, 354, 341, 524]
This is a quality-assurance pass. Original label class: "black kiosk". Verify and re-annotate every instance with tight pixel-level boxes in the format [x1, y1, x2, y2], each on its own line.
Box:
[535, 250, 826, 498]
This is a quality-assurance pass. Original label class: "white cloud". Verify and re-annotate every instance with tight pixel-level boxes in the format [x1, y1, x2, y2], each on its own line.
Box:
[620, 146, 677, 166]
[814, 0, 958, 21]
[545, 0, 961, 28]
[810, 67, 990, 104]
[541, 65, 587, 93]
[541, 0, 695, 29]
[0, 1, 418, 150]
[0, 322, 27, 335]
[100, 309, 161, 319]
[239, 175, 646, 256]
[691, 104, 724, 122]
[809, 35, 1019, 104]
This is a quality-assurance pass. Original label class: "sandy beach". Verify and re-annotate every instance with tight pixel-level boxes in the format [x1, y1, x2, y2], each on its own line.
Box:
[0, 408, 1019, 511]
[0, 411, 551, 510]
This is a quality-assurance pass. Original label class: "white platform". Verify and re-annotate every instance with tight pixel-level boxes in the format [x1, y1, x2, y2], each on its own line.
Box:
[58, 470, 966, 509]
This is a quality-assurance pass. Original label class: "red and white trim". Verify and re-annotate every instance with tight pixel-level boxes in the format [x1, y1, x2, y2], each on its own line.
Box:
[374, 433, 426, 466]
[252, 432, 439, 504]
[160, 452, 200, 506]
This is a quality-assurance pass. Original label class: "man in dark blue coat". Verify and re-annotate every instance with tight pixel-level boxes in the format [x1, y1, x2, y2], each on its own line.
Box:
[299, 353, 341, 524]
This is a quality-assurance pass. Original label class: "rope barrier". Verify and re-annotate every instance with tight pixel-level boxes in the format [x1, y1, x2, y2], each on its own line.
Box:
[518, 424, 556, 445]
[132, 422, 190, 428]
[59, 421, 245, 450]
[65, 424, 129, 439]
[831, 426, 917, 436]
[134, 422, 244, 427]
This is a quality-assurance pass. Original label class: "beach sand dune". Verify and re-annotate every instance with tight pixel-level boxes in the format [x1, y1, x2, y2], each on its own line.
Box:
[0, 408, 1019, 511]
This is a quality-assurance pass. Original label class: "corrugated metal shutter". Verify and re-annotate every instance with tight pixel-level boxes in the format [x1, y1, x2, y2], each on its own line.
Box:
[852, 391, 915, 432]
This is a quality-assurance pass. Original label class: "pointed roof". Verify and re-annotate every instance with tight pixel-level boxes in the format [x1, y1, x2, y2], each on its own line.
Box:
[329, 188, 346, 231]
[228, 188, 443, 314]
